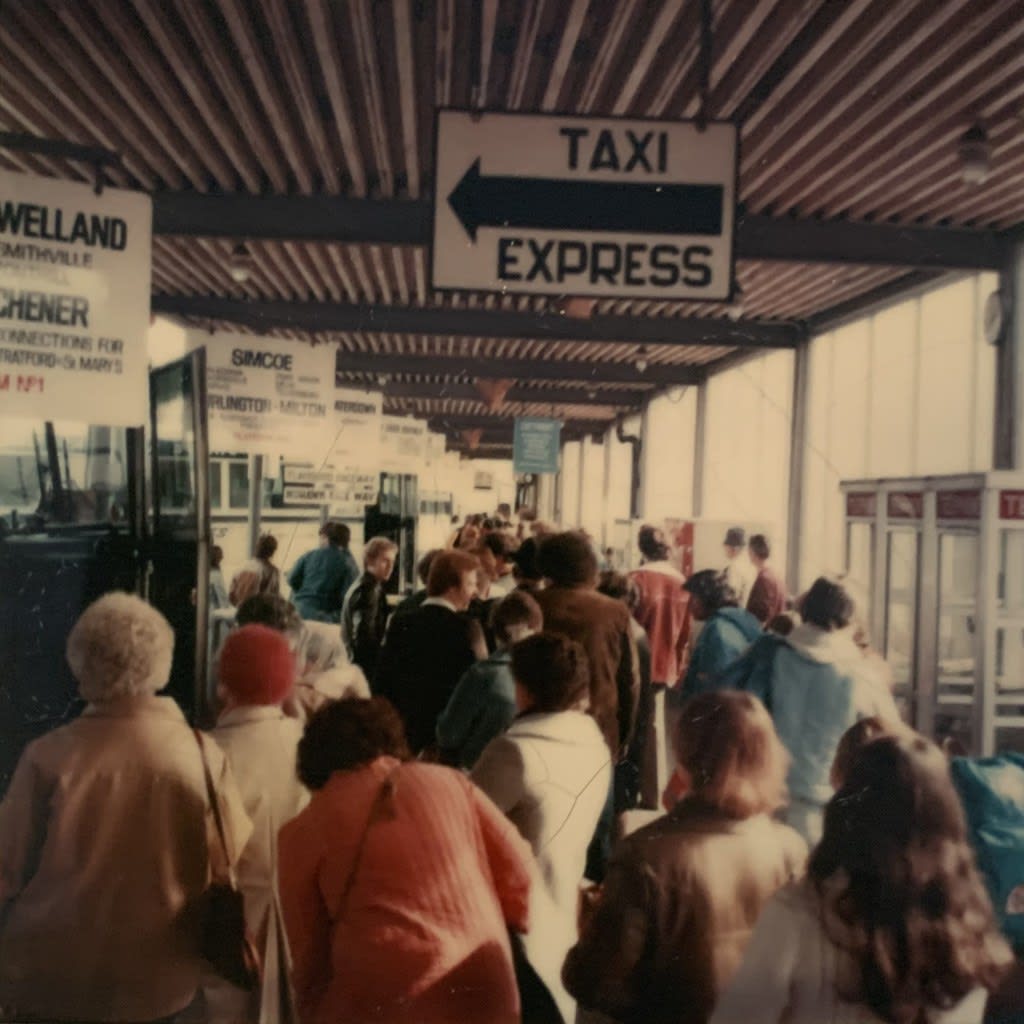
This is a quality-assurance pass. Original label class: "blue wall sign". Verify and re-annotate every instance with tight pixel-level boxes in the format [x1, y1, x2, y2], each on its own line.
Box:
[514, 417, 561, 474]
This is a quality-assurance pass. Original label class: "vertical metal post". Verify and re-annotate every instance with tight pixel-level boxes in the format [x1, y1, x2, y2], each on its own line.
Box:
[994, 240, 1024, 470]
[915, 491, 939, 739]
[975, 485, 999, 755]
[692, 382, 707, 518]
[576, 437, 587, 530]
[601, 425, 613, 549]
[636, 402, 651, 521]
[785, 339, 811, 591]
[247, 454, 264, 556]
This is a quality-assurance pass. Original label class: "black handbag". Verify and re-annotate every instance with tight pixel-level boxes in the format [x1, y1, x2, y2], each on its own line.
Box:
[193, 729, 262, 992]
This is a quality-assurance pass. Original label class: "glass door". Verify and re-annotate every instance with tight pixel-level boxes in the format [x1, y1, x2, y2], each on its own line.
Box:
[149, 349, 210, 722]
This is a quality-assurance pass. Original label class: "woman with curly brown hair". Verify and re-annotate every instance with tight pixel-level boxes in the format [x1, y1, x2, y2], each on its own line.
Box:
[277, 697, 534, 1024]
[710, 732, 1012, 1024]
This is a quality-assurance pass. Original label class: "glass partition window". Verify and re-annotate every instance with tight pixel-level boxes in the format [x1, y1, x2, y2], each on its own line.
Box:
[228, 461, 250, 509]
[997, 529, 1024, 694]
[937, 533, 978, 700]
[885, 530, 919, 709]
[845, 522, 873, 623]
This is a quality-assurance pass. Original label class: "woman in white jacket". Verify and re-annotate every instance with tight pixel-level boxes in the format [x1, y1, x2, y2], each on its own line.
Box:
[209, 624, 310, 1024]
[473, 632, 612, 1023]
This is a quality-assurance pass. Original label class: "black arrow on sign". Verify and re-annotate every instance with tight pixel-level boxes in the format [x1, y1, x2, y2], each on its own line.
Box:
[446, 158, 724, 242]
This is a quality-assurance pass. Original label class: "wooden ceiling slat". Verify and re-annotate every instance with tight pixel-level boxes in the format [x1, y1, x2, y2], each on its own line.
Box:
[348, 248, 379, 303]
[304, 0, 368, 197]
[324, 246, 362, 304]
[828, 75, 1024, 221]
[214, 0, 316, 194]
[610, 0, 684, 115]
[262, 0, 341, 194]
[413, 249, 428, 306]
[8, 5, 187, 190]
[435, 0, 456, 107]
[348, 0, 397, 196]
[748, 2, 1024, 212]
[391, 0, 422, 196]
[738, 0, 909, 154]
[127, 0, 275, 193]
[577, 0, 642, 113]
[252, 242, 301, 301]
[153, 239, 209, 297]
[97, 2, 248, 192]
[643, 1, 701, 117]
[190, 238, 263, 301]
[286, 242, 332, 302]
[50, 2, 211, 192]
[371, 247, 394, 305]
[0, 18, 160, 190]
[0, 95, 101, 184]
[159, 0, 288, 193]
[539, 0, 589, 110]
[506, 0, 546, 110]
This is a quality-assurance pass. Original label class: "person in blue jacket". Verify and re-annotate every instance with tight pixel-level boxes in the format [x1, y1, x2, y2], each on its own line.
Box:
[679, 569, 762, 698]
[286, 521, 360, 623]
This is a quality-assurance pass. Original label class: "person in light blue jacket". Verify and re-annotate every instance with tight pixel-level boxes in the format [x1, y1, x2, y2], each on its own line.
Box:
[679, 569, 762, 698]
[718, 576, 899, 844]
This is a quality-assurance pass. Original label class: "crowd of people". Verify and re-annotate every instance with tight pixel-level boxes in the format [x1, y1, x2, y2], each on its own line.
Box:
[0, 513, 1021, 1024]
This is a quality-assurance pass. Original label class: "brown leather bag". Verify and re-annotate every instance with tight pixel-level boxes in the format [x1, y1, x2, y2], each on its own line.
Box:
[194, 730, 262, 992]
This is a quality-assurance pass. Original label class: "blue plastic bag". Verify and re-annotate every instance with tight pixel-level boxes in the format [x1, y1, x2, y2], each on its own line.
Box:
[951, 753, 1024, 953]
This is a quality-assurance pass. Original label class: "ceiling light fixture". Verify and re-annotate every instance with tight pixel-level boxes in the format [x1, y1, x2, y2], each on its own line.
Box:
[726, 284, 745, 321]
[634, 345, 649, 374]
[958, 123, 991, 185]
[228, 242, 254, 284]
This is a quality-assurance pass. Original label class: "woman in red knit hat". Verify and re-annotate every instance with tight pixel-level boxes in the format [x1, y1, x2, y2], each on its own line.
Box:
[207, 624, 309, 1024]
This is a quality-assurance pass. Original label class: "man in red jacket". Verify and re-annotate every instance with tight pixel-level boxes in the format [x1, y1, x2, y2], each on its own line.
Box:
[746, 534, 788, 625]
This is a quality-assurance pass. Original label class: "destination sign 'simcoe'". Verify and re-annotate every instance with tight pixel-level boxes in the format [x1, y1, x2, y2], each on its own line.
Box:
[432, 111, 737, 301]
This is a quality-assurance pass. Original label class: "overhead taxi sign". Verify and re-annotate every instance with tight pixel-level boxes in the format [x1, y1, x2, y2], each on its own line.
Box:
[432, 110, 737, 301]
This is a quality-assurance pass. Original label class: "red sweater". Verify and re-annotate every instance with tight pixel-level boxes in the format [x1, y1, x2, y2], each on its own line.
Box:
[630, 561, 691, 685]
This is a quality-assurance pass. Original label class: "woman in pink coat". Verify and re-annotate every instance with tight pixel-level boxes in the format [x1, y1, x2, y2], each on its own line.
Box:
[278, 697, 534, 1024]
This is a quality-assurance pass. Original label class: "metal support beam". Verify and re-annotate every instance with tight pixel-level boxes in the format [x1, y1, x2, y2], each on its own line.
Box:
[785, 340, 811, 591]
[153, 294, 800, 349]
[362, 378, 649, 408]
[994, 239, 1024, 470]
[338, 351, 700, 387]
[151, 192, 1006, 270]
[805, 270, 950, 336]
[692, 381, 708, 517]
[429, 413, 609, 435]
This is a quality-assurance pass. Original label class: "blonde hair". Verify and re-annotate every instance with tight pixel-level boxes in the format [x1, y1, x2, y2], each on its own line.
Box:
[674, 691, 788, 818]
[363, 536, 397, 567]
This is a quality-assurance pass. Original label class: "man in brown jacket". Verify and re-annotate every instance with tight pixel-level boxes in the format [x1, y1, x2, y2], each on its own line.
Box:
[534, 531, 641, 761]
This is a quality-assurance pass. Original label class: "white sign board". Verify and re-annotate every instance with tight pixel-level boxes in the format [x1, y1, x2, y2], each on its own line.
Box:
[0, 171, 152, 424]
[432, 110, 737, 300]
[380, 415, 426, 469]
[328, 469, 378, 518]
[332, 386, 382, 469]
[199, 331, 333, 455]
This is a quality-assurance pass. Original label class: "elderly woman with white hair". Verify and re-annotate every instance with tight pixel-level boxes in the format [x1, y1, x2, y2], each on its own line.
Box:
[0, 592, 251, 1023]
[292, 620, 370, 721]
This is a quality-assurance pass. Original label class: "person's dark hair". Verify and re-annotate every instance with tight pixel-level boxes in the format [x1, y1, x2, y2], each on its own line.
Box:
[766, 611, 799, 636]
[637, 524, 670, 562]
[255, 533, 278, 560]
[537, 531, 598, 587]
[683, 569, 738, 614]
[416, 548, 441, 586]
[236, 593, 301, 635]
[297, 697, 411, 789]
[482, 517, 502, 532]
[481, 531, 509, 560]
[320, 521, 350, 547]
[211, 545, 224, 569]
[830, 715, 907, 790]
[511, 537, 542, 581]
[749, 534, 770, 560]
[597, 570, 640, 613]
[426, 549, 479, 596]
[490, 590, 542, 644]
[801, 575, 855, 631]
[674, 691, 788, 817]
[511, 632, 590, 713]
[810, 734, 1011, 1022]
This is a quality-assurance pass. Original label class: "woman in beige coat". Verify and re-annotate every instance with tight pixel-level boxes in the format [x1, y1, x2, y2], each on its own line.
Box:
[208, 624, 310, 1024]
[0, 593, 251, 1023]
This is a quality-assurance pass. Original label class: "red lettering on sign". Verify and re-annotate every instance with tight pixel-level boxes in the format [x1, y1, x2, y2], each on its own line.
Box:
[887, 492, 923, 519]
[16, 375, 44, 393]
[846, 492, 877, 518]
[0, 375, 9, 391]
[1000, 491, 1024, 520]
[936, 489, 982, 520]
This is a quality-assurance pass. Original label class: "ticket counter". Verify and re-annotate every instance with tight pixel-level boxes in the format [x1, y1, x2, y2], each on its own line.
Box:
[841, 474, 1024, 755]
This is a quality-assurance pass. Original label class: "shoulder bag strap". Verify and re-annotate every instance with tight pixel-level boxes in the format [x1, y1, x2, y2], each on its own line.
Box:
[194, 728, 237, 887]
[337, 764, 401, 918]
